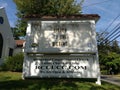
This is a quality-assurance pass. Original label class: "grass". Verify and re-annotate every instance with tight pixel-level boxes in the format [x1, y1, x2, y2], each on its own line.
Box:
[0, 71, 120, 90]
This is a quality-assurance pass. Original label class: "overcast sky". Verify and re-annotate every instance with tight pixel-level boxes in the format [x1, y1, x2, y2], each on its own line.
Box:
[0, 0, 120, 41]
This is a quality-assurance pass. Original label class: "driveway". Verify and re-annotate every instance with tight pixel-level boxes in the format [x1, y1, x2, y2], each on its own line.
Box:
[101, 75, 120, 86]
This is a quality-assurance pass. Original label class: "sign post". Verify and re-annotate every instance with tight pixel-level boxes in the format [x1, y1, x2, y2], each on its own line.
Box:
[23, 15, 101, 85]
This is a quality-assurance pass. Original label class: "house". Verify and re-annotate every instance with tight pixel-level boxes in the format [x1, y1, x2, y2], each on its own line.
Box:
[14, 40, 25, 54]
[0, 7, 15, 64]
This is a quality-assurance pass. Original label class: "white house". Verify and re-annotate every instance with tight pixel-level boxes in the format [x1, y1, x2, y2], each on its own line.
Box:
[0, 7, 15, 64]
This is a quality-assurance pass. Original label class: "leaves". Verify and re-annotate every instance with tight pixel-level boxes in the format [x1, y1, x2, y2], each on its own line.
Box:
[4, 53, 24, 72]
[14, 0, 83, 16]
[13, 0, 84, 38]
[97, 32, 120, 74]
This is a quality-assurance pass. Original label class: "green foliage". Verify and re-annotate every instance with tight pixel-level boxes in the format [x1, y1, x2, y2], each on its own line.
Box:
[11, 27, 24, 40]
[106, 52, 120, 74]
[101, 70, 108, 75]
[15, 19, 27, 38]
[99, 50, 120, 74]
[13, 0, 84, 38]
[0, 72, 22, 81]
[97, 32, 120, 74]
[1, 53, 24, 72]
[14, 0, 83, 15]
[111, 41, 120, 53]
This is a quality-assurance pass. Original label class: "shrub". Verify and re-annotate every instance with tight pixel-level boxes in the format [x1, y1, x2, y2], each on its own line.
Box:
[101, 70, 108, 75]
[2, 53, 24, 72]
[0, 63, 8, 71]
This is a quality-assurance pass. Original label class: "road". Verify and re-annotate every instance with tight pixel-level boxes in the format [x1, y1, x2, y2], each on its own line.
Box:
[101, 75, 120, 86]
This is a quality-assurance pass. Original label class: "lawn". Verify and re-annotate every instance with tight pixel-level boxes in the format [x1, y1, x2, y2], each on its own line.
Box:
[0, 71, 120, 90]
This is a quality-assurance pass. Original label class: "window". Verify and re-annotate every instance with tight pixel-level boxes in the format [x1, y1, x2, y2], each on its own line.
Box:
[0, 33, 3, 58]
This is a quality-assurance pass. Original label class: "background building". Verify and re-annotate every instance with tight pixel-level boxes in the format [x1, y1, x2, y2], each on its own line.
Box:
[14, 40, 25, 54]
[0, 7, 15, 64]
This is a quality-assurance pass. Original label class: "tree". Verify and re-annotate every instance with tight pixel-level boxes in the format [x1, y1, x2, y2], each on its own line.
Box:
[111, 40, 120, 53]
[97, 32, 111, 54]
[13, 0, 84, 38]
[105, 52, 120, 74]
[14, 0, 84, 15]
[11, 27, 24, 40]
[97, 32, 120, 74]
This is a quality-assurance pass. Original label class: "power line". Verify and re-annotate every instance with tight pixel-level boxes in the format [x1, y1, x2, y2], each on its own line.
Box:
[103, 24, 120, 41]
[81, 1, 120, 45]
[82, 0, 112, 8]
[106, 33, 120, 45]
[99, 14, 120, 38]
[109, 30, 120, 41]
[100, 23, 120, 43]
[103, 26, 120, 44]
[99, 13, 120, 43]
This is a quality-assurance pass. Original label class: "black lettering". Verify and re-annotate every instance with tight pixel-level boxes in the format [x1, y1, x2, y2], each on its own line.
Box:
[46, 66, 50, 69]
[36, 65, 87, 70]
[74, 66, 80, 70]
[84, 66, 87, 70]
[56, 66, 61, 69]
[51, 66, 54, 69]
[35, 66, 38, 69]
[40, 66, 46, 69]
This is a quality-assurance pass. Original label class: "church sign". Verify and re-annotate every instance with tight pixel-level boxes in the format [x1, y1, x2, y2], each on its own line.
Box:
[25, 55, 98, 78]
[23, 15, 101, 85]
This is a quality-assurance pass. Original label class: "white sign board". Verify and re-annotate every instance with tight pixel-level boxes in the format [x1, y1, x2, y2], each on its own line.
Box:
[25, 21, 97, 53]
[23, 16, 101, 85]
[23, 55, 99, 78]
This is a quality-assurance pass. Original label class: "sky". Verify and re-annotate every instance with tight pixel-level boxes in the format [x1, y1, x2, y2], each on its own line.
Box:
[0, 0, 120, 42]
[80, 0, 120, 43]
[0, 0, 17, 27]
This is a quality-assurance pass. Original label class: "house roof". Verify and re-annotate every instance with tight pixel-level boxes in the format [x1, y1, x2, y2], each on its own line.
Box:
[15, 40, 25, 46]
[24, 14, 100, 22]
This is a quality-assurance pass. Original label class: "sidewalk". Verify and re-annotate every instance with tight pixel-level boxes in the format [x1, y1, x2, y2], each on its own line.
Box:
[101, 75, 120, 86]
